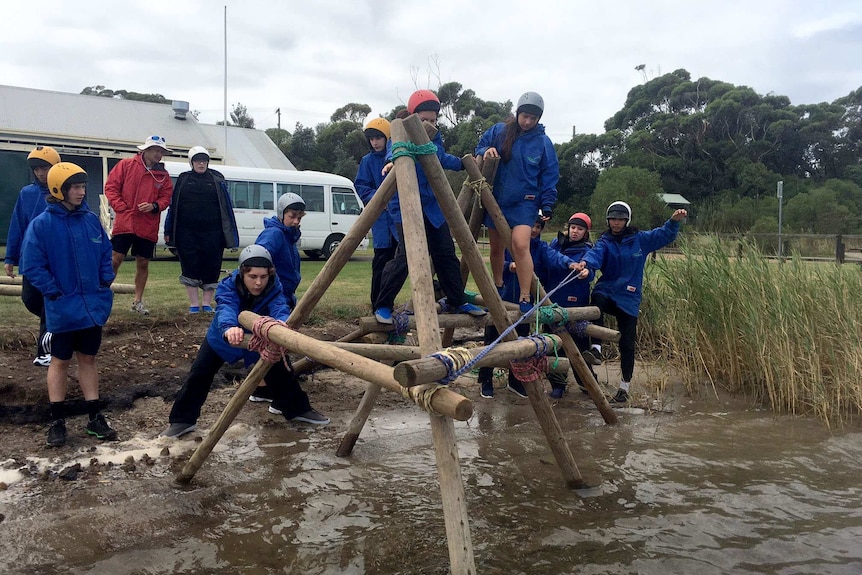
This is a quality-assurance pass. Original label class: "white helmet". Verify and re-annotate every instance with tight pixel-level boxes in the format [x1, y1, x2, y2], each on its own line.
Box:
[277, 192, 305, 215]
[606, 201, 632, 223]
[188, 146, 210, 166]
[238, 244, 273, 268]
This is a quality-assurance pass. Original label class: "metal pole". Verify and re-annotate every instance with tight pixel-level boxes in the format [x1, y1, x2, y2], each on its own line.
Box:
[777, 181, 784, 260]
[223, 6, 228, 157]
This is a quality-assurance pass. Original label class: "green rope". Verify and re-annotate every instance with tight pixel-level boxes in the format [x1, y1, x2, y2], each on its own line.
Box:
[390, 141, 438, 162]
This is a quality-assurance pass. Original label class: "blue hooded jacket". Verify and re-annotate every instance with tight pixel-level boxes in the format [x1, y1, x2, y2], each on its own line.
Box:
[386, 130, 463, 229]
[475, 122, 559, 224]
[20, 201, 114, 333]
[255, 216, 302, 308]
[5, 180, 50, 267]
[547, 234, 594, 307]
[355, 148, 399, 248]
[580, 219, 681, 317]
[501, 235, 575, 303]
[206, 269, 290, 365]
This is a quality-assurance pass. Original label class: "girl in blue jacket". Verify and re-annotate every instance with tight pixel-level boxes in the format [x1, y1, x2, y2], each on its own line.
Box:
[161, 245, 328, 438]
[576, 202, 687, 403]
[476, 92, 560, 313]
[21, 162, 117, 447]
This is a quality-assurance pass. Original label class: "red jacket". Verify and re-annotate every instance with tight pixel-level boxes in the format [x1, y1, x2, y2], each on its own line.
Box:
[104, 154, 174, 242]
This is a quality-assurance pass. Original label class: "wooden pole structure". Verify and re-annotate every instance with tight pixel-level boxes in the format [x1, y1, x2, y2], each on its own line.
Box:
[405, 117, 586, 489]
[0, 282, 136, 295]
[390, 116, 476, 574]
[291, 327, 365, 374]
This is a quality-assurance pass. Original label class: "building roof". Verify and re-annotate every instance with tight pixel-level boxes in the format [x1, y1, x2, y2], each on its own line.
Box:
[660, 193, 691, 205]
[0, 84, 295, 169]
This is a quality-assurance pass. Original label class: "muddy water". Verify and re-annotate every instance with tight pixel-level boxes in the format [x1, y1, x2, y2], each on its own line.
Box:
[2, 398, 862, 575]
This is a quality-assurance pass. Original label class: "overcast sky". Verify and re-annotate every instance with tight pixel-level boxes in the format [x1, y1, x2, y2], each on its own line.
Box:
[2, 0, 861, 144]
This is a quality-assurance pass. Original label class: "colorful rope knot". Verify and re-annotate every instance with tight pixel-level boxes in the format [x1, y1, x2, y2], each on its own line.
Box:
[249, 316, 291, 367]
[390, 141, 438, 161]
[509, 356, 548, 383]
[568, 320, 590, 339]
[537, 303, 569, 328]
[429, 347, 474, 384]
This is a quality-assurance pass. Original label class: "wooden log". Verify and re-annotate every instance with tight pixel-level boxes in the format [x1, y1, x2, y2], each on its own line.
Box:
[336, 380, 382, 457]
[238, 311, 473, 421]
[393, 116, 476, 574]
[552, 324, 618, 425]
[0, 282, 136, 296]
[393, 334, 572, 386]
[291, 327, 365, 374]
[0, 277, 23, 284]
[358, 306, 600, 334]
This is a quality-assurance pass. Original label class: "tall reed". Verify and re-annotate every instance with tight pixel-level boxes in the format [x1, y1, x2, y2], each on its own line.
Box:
[639, 236, 862, 425]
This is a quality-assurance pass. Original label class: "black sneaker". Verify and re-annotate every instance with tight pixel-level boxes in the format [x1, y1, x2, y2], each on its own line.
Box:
[160, 422, 197, 438]
[249, 386, 274, 402]
[290, 409, 330, 425]
[46, 419, 66, 447]
[507, 380, 528, 398]
[582, 348, 603, 366]
[480, 380, 494, 399]
[609, 389, 629, 404]
[86, 413, 118, 441]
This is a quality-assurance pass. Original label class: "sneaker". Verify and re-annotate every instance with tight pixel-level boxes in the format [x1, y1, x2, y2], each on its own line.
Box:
[290, 409, 330, 425]
[610, 389, 629, 404]
[249, 386, 274, 402]
[160, 422, 197, 438]
[480, 381, 494, 399]
[268, 405, 284, 416]
[456, 302, 487, 316]
[374, 307, 393, 324]
[549, 387, 565, 400]
[507, 380, 528, 398]
[582, 347, 603, 366]
[33, 354, 52, 367]
[201, 305, 214, 313]
[131, 301, 149, 315]
[86, 413, 118, 441]
[188, 306, 200, 314]
[519, 300, 532, 314]
[46, 419, 66, 447]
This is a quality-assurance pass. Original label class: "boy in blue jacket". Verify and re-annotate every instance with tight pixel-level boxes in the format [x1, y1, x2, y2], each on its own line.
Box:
[5, 146, 62, 366]
[355, 117, 399, 307]
[161, 245, 328, 439]
[373, 89, 486, 324]
[20, 162, 117, 447]
[255, 192, 305, 309]
[575, 201, 687, 403]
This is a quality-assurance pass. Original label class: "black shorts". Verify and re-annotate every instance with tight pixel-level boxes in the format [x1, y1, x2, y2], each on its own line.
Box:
[111, 233, 156, 260]
[48, 326, 103, 361]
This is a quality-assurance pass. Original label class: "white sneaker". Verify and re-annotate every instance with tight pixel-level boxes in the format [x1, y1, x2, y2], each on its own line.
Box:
[33, 354, 52, 367]
[131, 301, 150, 315]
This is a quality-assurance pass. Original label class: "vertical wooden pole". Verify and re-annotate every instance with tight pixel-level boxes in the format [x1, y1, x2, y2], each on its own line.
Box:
[391, 117, 476, 575]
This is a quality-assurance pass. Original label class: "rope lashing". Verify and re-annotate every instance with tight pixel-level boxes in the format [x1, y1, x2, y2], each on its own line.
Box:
[568, 320, 590, 339]
[510, 356, 549, 383]
[537, 304, 568, 328]
[387, 307, 411, 344]
[249, 316, 292, 369]
[390, 141, 438, 162]
[401, 383, 446, 416]
[429, 347, 475, 384]
[437, 297, 451, 313]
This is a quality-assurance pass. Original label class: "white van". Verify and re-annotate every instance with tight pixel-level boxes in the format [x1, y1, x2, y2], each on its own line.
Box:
[162, 163, 368, 259]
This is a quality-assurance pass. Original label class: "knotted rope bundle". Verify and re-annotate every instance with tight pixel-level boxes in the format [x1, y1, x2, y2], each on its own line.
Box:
[248, 315, 293, 369]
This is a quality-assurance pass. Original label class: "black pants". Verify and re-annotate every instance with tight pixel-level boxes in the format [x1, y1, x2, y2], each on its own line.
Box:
[21, 276, 48, 356]
[590, 293, 638, 382]
[169, 339, 311, 424]
[370, 245, 397, 307]
[477, 323, 531, 386]
[373, 220, 466, 311]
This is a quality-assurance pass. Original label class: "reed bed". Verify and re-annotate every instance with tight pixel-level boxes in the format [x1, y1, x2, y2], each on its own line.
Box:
[639, 237, 862, 425]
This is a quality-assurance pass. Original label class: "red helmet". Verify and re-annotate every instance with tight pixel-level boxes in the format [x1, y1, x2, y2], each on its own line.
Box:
[568, 212, 591, 231]
[407, 89, 440, 114]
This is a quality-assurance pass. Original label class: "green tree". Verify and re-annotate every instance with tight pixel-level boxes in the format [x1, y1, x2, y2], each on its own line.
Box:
[217, 103, 255, 128]
[589, 167, 667, 230]
[330, 103, 372, 124]
[80, 85, 170, 104]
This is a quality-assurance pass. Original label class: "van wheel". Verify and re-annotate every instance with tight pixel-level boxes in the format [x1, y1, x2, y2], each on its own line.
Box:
[322, 235, 344, 259]
[304, 250, 323, 260]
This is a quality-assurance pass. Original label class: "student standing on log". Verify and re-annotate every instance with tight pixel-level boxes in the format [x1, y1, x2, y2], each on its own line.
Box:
[575, 202, 687, 403]
[21, 163, 117, 447]
[164, 146, 238, 314]
[5, 145, 62, 367]
[161, 245, 329, 439]
[475, 91, 560, 315]
[355, 117, 399, 308]
[372, 89, 486, 324]
[544, 212, 596, 399]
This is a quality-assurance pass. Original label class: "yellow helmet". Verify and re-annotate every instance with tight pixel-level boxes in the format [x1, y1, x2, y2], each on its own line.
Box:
[27, 146, 61, 169]
[47, 162, 87, 201]
[364, 118, 391, 141]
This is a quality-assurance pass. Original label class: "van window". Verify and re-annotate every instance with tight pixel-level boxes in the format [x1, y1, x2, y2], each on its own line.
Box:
[333, 187, 363, 215]
[278, 184, 325, 213]
[229, 181, 273, 209]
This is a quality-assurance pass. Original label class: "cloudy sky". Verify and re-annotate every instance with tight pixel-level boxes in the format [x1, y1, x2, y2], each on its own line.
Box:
[2, 0, 861, 144]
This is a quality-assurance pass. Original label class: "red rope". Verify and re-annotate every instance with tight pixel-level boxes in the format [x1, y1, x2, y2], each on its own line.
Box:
[509, 356, 548, 383]
[248, 316, 291, 366]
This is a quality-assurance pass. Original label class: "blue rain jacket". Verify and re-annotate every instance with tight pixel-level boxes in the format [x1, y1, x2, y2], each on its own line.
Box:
[355, 149, 399, 248]
[255, 217, 302, 309]
[5, 180, 50, 267]
[546, 235, 594, 306]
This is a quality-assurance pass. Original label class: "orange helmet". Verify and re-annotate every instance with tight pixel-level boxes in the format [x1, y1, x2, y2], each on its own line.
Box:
[407, 89, 440, 114]
[568, 212, 591, 231]
[27, 146, 61, 169]
[47, 162, 87, 201]
[364, 117, 391, 140]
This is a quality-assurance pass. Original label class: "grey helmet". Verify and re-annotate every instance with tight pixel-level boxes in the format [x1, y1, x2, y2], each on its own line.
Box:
[606, 201, 632, 223]
[238, 244, 273, 268]
[277, 192, 305, 216]
[516, 91, 545, 118]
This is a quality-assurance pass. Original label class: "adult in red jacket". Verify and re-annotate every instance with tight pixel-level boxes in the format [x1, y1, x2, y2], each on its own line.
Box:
[105, 135, 174, 315]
